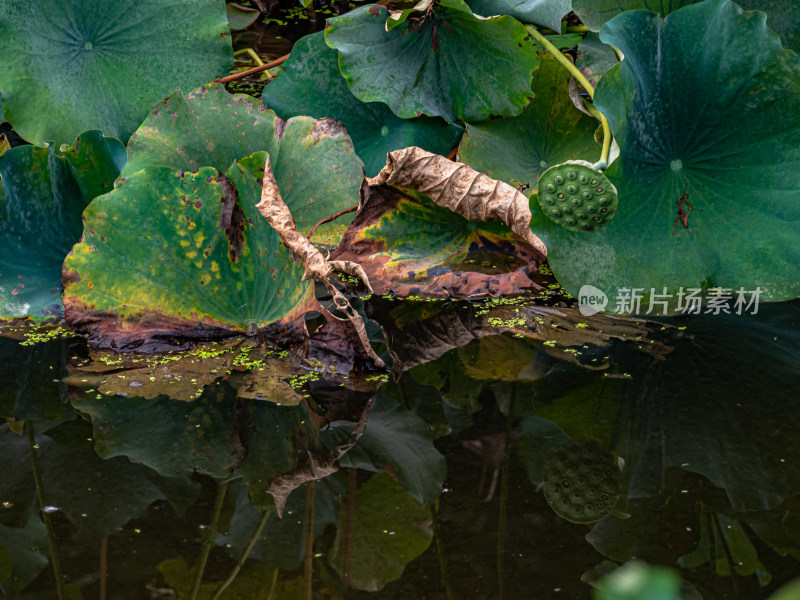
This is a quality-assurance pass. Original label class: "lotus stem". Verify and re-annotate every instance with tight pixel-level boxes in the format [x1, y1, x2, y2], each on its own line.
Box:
[209, 508, 271, 600]
[304, 480, 315, 600]
[496, 383, 515, 600]
[581, 99, 612, 169]
[245, 48, 264, 66]
[214, 53, 289, 84]
[27, 422, 65, 600]
[189, 480, 230, 600]
[525, 25, 613, 169]
[307, 204, 358, 239]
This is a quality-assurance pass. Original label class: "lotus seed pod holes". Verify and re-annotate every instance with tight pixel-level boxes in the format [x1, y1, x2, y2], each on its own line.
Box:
[536, 162, 618, 232]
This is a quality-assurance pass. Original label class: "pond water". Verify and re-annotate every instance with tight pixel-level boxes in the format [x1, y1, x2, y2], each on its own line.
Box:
[2, 294, 800, 599]
[3, 3, 800, 599]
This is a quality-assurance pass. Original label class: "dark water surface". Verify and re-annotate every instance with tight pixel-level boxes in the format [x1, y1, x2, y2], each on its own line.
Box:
[2, 296, 800, 599]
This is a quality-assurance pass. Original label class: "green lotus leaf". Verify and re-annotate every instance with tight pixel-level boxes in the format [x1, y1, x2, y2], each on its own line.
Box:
[121, 85, 278, 179]
[738, 0, 800, 53]
[261, 31, 463, 177]
[459, 54, 600, 193]
[574, 0, 800, 53]
[123, 84, 364, 242]
[325, 0, 541, 123]
[0, 0, 232, 147]
[321, 393, 446, 505]
[331, 186, 543, 297]
[465, 0, 570, 30]
[576, 32, 619, 86]
[330, 472, 434, 591]
[63, 154, 313, 345]
[536, 0, 800, 310]
[0, 131, 125, 321]
[227, 2, 261, 29]
[572, 0, 701, 31]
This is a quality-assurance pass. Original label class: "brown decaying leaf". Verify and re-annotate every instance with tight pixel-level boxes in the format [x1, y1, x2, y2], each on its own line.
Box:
[330, 185, 545, 298]
[255, 156, 385, 368]
[367, 147, 548, 257]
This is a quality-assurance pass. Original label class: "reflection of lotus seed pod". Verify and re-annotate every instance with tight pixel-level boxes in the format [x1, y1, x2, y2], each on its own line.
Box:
[536, 161, 618, 232]
[542, 439, 621, 523]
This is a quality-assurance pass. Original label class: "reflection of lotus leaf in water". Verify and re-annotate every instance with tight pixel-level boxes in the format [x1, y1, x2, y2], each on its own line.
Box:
[542, 439, 621, 523]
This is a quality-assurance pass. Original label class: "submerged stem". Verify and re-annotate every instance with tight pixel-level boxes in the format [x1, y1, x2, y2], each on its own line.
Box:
[496, 383, 515, 600]
[209, 508, 272, 600]
[525, 25, 613, 168]
[27, 422, 65, 600]
[189, 480, 231, 600]
[304, 480, 316, 600]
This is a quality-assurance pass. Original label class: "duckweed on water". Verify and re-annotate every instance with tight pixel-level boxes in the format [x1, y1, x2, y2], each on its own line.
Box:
[18, 325, 75, 346]
[232, 346, 265, 370]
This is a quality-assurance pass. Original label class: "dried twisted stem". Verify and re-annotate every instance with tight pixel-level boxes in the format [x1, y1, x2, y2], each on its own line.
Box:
[255, 156, 384, 367]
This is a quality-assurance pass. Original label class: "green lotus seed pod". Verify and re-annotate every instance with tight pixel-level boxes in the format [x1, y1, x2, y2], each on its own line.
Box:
[536, 162, 618, 232]
[542, 439, 622, 524]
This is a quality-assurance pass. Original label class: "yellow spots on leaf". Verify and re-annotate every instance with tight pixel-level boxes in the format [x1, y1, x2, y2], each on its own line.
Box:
[186, 251, 197, 259]
[195, 261, 204, 269]
[201, 274, 212, 285]
[180, 239, 191, 247]
[194, 232, 205, 248]
[210, 261, 219, 272]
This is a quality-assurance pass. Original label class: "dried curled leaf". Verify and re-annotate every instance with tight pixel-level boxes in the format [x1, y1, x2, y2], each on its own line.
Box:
[367, 147, 547, 257]
[255, 156, 384, 367]
[255, 155, 331, 281]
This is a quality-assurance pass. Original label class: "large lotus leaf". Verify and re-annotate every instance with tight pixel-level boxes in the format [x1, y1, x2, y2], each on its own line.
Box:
[331, 186, 543, 297]
[325, 0, 541, 123]
[123, 84, 364, 242]
[459, 54, 600, 193]
[738, 1, 800, 53]
[0, 132, 125, 321]
[320, 393, 446, 505]
[0, 0, 232, 146]
[572, 0, 701, 31]
[535, 0, 800, 310]
[71, 386, 242, 479]
[63, 155, 314, 345]
[121, 85, 278, 179]
[574, 0, 800, 52]
[330, 472, 434, 591]
[261, 31, 463, 177]
[465, 0, 570, 30]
